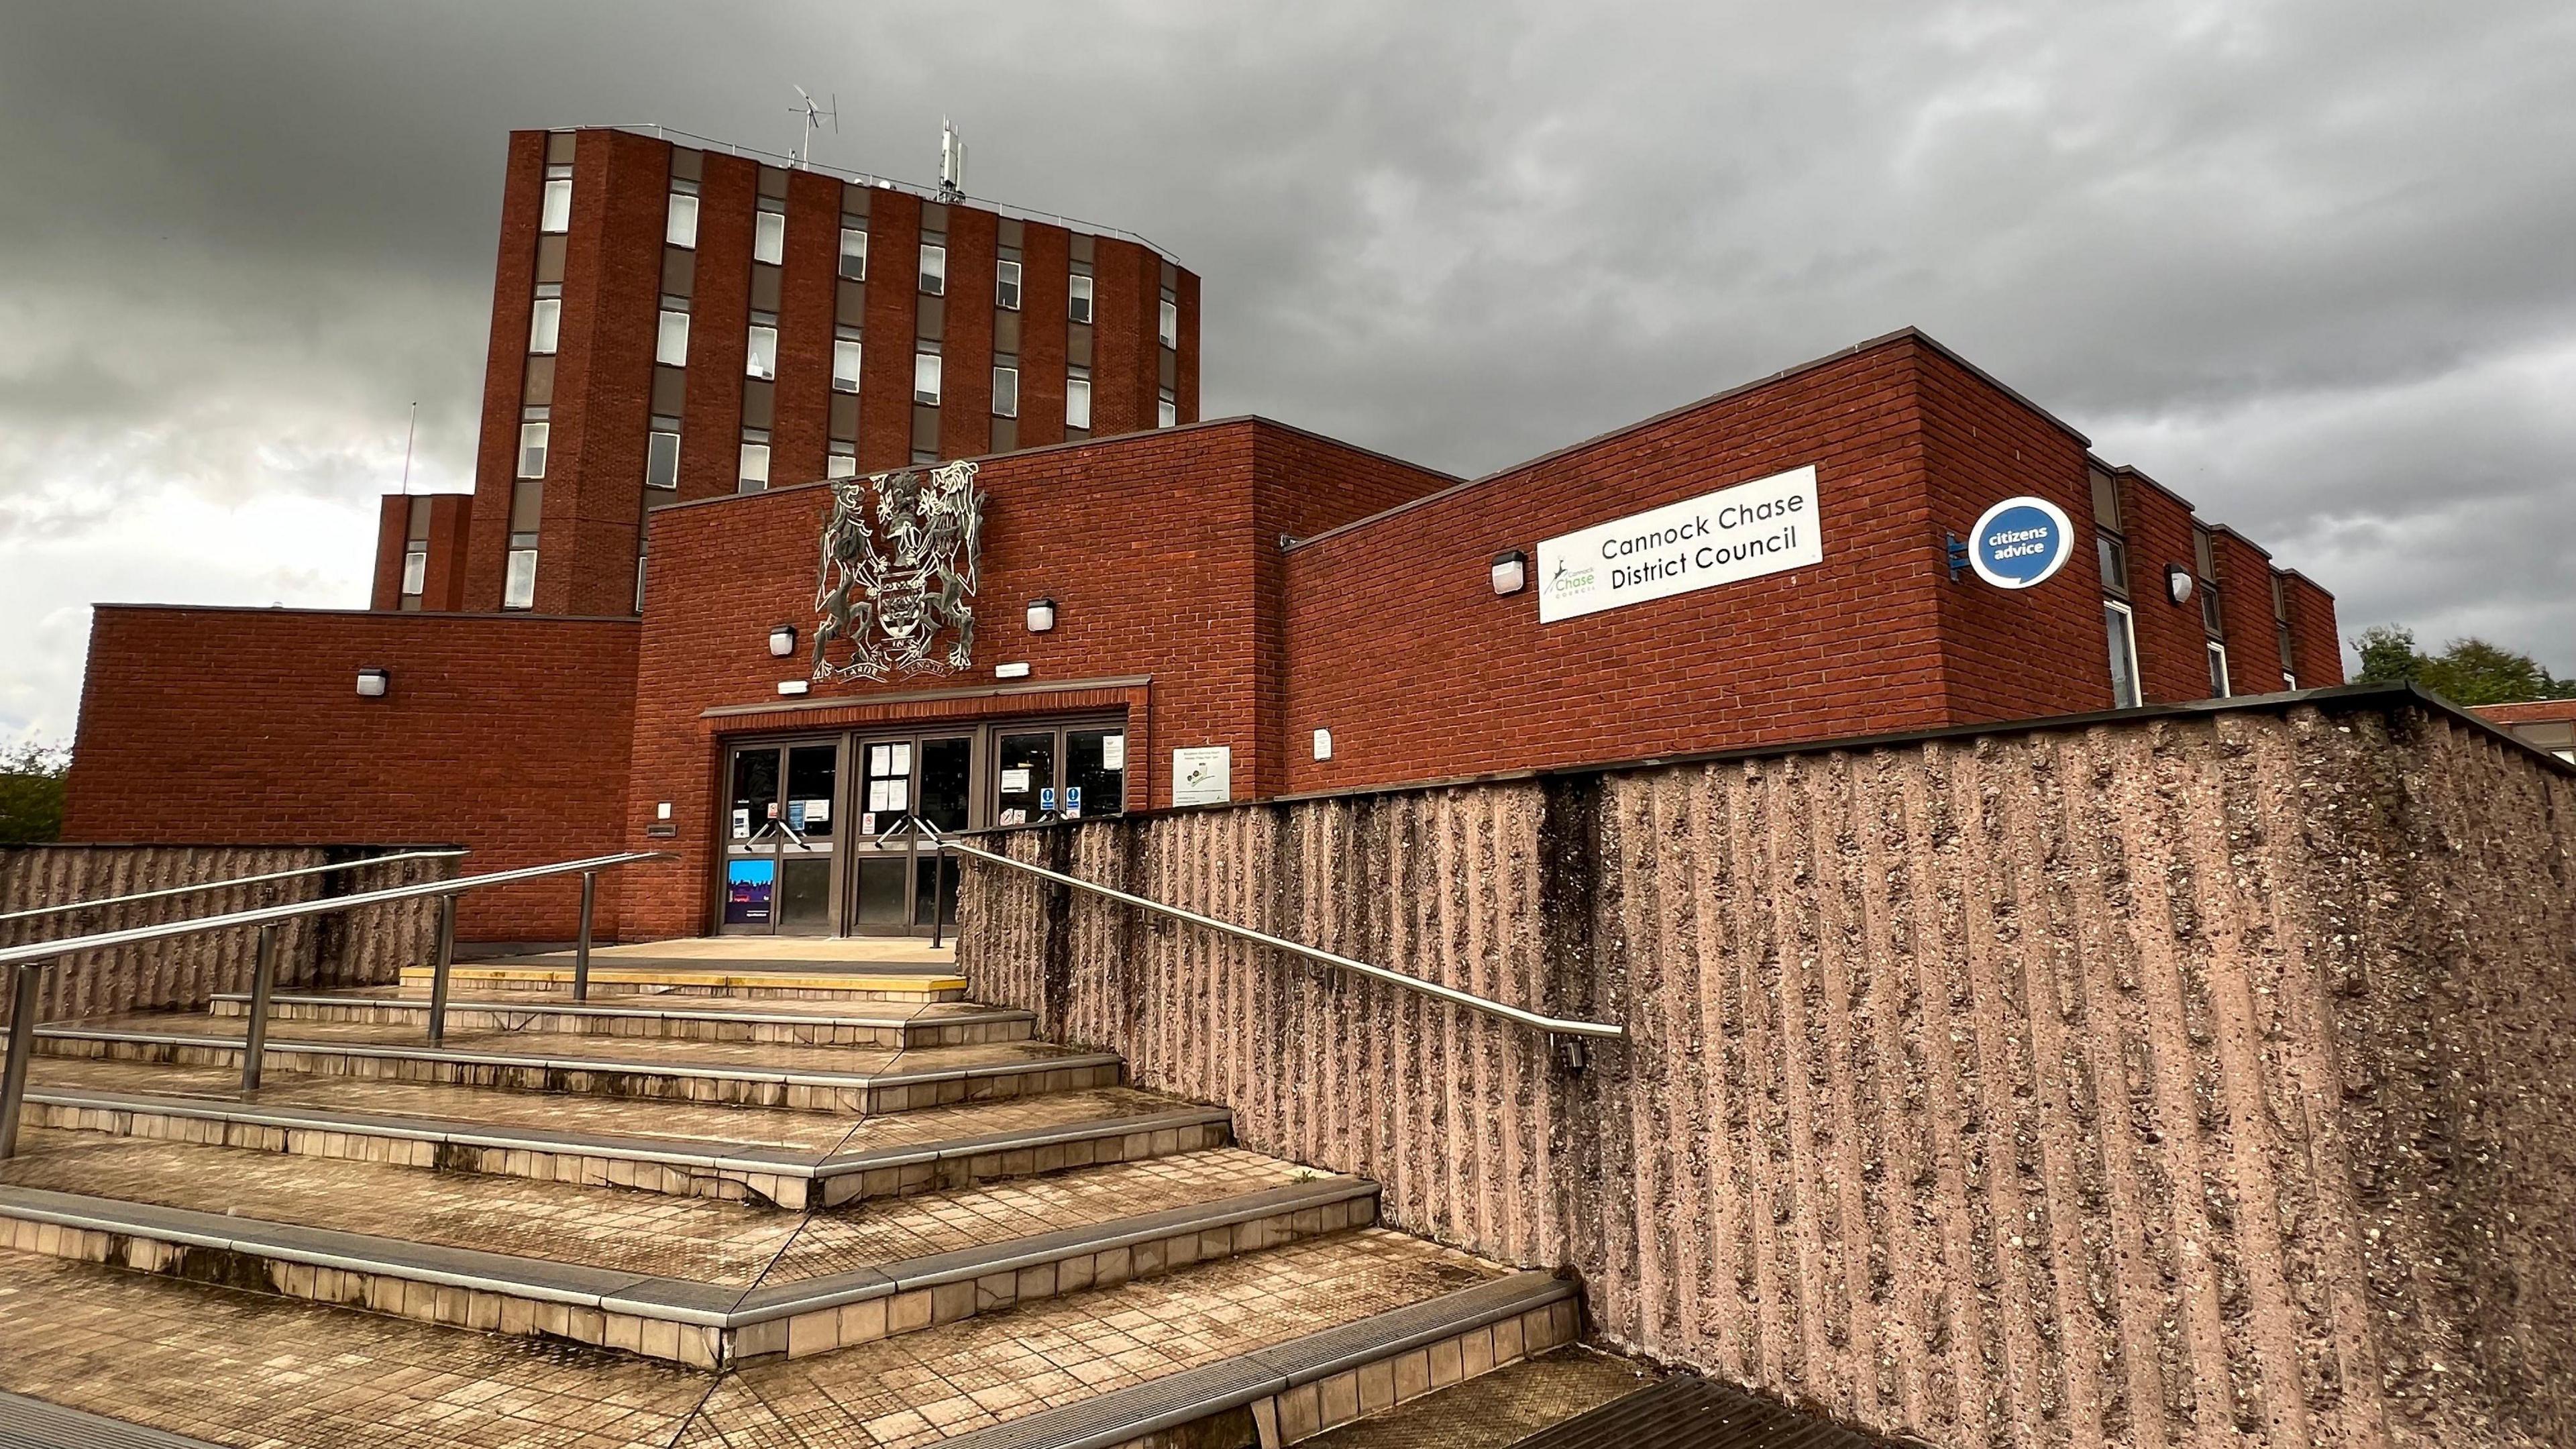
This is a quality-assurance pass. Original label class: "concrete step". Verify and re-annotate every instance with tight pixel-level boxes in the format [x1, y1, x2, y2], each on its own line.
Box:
[15, 1018, 1121, 1116]
[208, 987, 1034, 1048]
[19, 1063, 1232, 1209]
[1296, 1346, 1661, 1448]
[0, 1134, 1379, 1369]
[402, 962, 967, 1002]
[0, 1230, 1575, 1448]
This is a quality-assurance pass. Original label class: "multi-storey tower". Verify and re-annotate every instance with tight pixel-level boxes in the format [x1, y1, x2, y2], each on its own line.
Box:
[374, 125, 1200, 616]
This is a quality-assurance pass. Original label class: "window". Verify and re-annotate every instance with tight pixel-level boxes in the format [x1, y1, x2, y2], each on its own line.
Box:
[539, 176, 572, 234]
[839, 227, 867, 280]
[645, 430, 680, 489]
[1065, 375, 1092, 429]
[1158, 390, 1177, 428]
[991, 366, 1018, 418]
[2104, 600, 2142, 710]
[527, 297, 561, 354]
[746, 325, 778, 380]
[914, 352, 943, 405]
[833, 339, 863, 393]
[2271, 574, 2297, 677]
[400, 547, 427, 596]
[517, 422, 549, 479]
[665, 193, 698, 248]
[1159, 299, 1177, 348]
[2206, 641, 2232, 698]
[2097, 532, 2129, 596]
[2284, 672, 2298, 692]
[753, 211, 785, 265]
[635, 557, 647, 614]
[1068, 274, 1093, 323]
[918, 244, 947, 296]
[502, 541, 538, 610]
[656, 309, 690, 366]
[2201, 583, 2225, 638]
[996, 260, 1022, 309]
[826, 449, 858, 480]
[738, 442, 770, 492]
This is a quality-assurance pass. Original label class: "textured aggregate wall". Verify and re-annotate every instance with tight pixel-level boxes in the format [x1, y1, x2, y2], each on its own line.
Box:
[0, 846, 453, 1025]
[957, 698, 2576, 1449]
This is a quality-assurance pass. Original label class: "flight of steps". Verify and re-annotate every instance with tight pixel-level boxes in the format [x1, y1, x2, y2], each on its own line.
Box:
[0, 961, 1582, 1449]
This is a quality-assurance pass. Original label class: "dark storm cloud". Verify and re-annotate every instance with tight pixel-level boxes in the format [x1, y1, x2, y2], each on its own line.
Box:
[3, 0, 2573, 739]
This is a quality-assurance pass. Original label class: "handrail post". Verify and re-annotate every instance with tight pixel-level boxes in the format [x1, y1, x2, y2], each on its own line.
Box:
[0, 960, 46, 1161]
[929, 841, 947, 951]
[426, 895, 457, 1046]
[241, 924, 278, 1092]
[574, 871, 597, 1002]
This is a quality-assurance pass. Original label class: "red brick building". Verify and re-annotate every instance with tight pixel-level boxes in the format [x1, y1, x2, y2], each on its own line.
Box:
[374, 126, 1197, 620]
[2475, 699, 2576, 763]
[66, 316, 2341, 943]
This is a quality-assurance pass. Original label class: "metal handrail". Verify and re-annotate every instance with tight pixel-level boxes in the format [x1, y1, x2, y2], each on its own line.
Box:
[0, 849, 470, 926]
[926, 828, 1623, 1049]
[0, 850, 670, 1159]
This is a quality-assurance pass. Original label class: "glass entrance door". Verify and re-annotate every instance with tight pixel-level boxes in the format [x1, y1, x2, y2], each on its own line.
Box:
[847, 733, 973, 935]
[720, 739, 841, 935]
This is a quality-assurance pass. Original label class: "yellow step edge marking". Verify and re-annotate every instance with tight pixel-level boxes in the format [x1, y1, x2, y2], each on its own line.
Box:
[396, 966, 967, 992]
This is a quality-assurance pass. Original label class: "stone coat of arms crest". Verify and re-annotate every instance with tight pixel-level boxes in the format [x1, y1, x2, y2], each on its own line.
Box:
[812, 460, 985, 682]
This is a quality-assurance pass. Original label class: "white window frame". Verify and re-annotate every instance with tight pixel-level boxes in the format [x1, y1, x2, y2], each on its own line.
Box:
[833, 339, 863, 393]
[400, 547, 427, 597]
[517, 422, 549, 480]
[1068, 274, 1093, 324]
[527, 297, 561, 355]
[656, 309, 690, 367]
[918, 244, 947, 296]
[1159, 298, 1178, 348]
[839, 227, 867, 280]
[1065, 375, 1092, 429]
[665, 193, 699, 248]
[502, 548, 538, 610]
[1158, 393, 1177, 428]
[2206, 641, 2232, 698]
[996, 259, 1022, 309]
[539, 177, 572, 234]
[914, 352, 943, 405]
[991, 365, 1019, 418]
[645, 429, 681, 489]
[2104, 599, 2142, 710]
[826, 450, 859, 480]
[738, 442, 771, 492]
[745, 325, 778, 380]
[753, 210, 785, 266]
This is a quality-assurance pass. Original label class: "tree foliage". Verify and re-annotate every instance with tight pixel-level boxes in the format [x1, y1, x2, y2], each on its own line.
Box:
[0, 739, 71, 844]
[2351, 625, 2576, 706]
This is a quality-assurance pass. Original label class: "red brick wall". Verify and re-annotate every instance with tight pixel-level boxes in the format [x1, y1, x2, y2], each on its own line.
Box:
[1916, 347, 2110, 721]
[460, 131, 546, 610]
[678, 148, 756, 502]
[370, 496, 409, 610]
[2282, 572, 2345, 686]
[857, 186, 922, 474]
[2210, 529, 2285, 692]
[2115, 471, 2214, 703]
[63, 608, 639, 943]
[549, 129, 666, 617]
[771, 166, 840, 486]
[1279, 336, 1955, 795]
[1018, 223, 1072, 451]
[939, 204, 999, 459]
[613, 419, 1436, 939]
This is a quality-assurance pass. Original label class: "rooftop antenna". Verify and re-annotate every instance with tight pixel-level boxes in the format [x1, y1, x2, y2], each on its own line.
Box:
[790, 86, 839, 169]
[398, 402, 417, 495]
[939, 116, 967, 200]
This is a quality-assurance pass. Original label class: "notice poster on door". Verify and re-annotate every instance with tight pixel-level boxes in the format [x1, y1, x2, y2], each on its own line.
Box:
[731, 808, 751, 839]
[1000, 767, 1033, 794]
[1102, 735, 1125, 771]
[724, 859, 775, 925]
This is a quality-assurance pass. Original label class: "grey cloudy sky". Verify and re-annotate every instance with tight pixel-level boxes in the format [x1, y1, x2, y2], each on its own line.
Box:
[4, 0, 2573, 743]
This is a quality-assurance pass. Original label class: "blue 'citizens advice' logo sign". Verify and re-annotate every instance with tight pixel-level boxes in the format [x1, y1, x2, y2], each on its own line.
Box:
[1968, 496, 2074, 590]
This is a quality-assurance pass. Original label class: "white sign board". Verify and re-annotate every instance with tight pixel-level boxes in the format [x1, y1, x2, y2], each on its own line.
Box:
[1172, 746, 1232, 806]
[1536, 465, 1822, 623]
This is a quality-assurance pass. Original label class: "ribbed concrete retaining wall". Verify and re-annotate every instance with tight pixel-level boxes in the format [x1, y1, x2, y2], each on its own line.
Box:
[958, 693, 2576, 1449]
[0, 845, 455, 1025]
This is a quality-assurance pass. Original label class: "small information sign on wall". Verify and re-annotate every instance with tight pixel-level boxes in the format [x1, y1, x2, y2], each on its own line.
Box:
[1172, 747, 1232, 806]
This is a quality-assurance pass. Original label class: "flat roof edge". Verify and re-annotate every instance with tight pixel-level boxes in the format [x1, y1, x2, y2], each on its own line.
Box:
[89, 604, 639, 625]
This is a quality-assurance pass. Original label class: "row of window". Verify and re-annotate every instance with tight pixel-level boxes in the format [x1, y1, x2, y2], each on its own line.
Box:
[2095, 467, 2302, 709]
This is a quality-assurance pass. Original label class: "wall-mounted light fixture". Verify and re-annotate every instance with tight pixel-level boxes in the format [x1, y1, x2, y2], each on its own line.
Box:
[769, 623, 798, 657]
[355, 668, 390, 699]
[1026, 598, 1057, 633]
[2165, 566, 2194, 606]
[1491, 549, 1528, 596]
